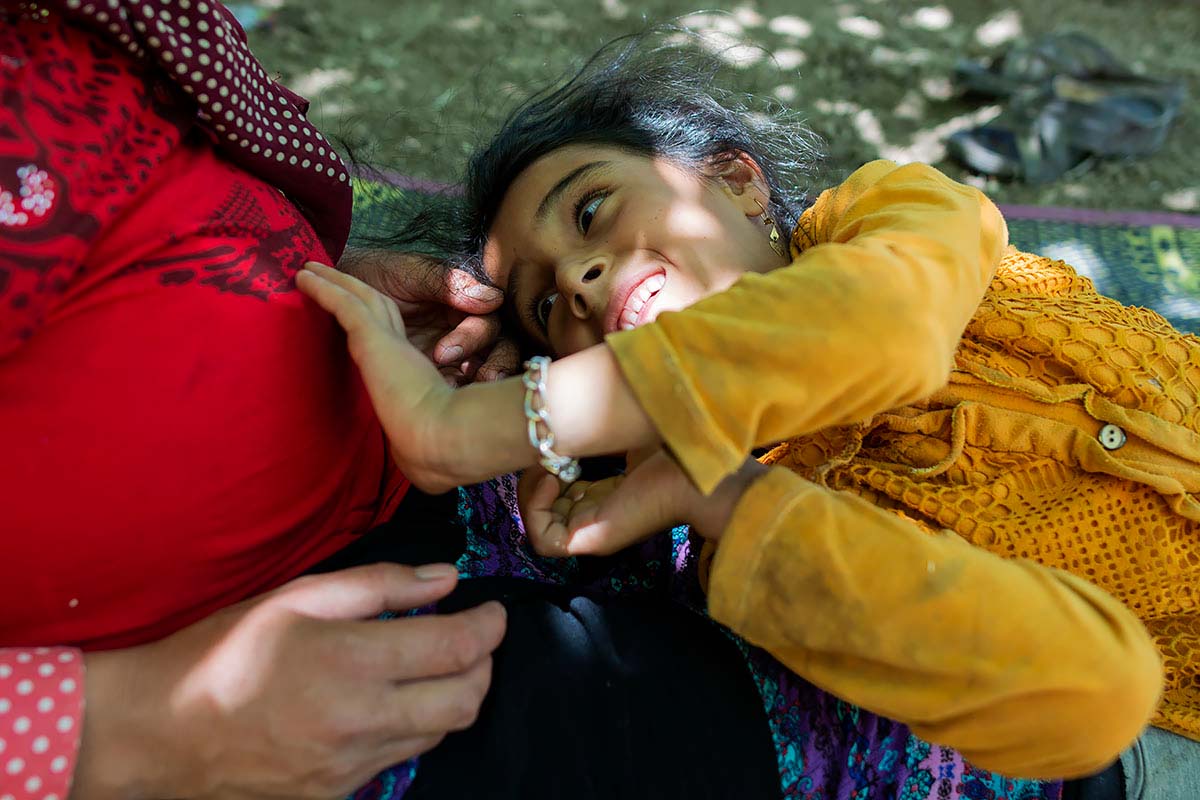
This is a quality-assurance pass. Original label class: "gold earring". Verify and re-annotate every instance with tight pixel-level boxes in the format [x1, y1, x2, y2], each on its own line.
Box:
[753, 199, 787, 258]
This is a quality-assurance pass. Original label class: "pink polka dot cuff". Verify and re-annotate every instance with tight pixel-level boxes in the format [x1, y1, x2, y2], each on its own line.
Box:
[0, 648, 84, 800]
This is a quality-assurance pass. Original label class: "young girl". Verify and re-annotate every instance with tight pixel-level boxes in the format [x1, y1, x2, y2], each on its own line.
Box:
[298, 32, 1198, 798]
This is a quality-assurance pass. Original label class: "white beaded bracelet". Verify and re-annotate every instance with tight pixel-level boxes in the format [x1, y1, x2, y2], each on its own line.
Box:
[521, 356, 582, 484]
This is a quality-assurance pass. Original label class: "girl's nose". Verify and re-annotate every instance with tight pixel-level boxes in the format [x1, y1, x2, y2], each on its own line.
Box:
[561, 258, 606, 318]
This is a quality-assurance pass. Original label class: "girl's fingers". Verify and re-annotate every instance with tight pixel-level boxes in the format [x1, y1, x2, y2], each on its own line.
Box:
[302, 262, 406, 335]
[296, 267, 373, 337]
[565, 458, 687, 556]
[303, 261, 376, 301]
[519, 472, 572, 557]
[565, 500, 600, 532]
[550, 495, 574, 519]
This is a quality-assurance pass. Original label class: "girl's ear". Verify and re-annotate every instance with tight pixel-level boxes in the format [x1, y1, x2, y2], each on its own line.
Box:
[710, 151, 772, 217]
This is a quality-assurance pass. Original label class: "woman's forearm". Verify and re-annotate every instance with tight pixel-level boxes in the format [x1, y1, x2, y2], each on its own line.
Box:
[73, 648, 178, 800]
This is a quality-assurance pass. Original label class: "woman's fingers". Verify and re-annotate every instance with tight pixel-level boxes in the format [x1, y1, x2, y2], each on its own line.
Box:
[475, 338, 522, 382]
[369, 734, 446, 772]
[339, 601, 507, 683]
[304, 261, 516, 390]
[433, 313, 502, 366]
[442, 267, 504, 315]
[272, 563, 460, 620]
[378, 655, 495, 738]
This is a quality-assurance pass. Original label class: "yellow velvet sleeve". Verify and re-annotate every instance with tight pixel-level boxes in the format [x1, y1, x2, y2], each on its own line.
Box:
[706, 466, 1163, 780]
[606, 160, 1007, 494]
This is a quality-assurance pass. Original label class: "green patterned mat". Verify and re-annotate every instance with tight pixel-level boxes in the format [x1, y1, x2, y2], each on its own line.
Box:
[1005, 219, 1200, 334]
[351, 180, 1200, 335]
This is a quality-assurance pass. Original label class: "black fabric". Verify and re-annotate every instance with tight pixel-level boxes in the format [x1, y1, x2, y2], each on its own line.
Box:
[1060, 759, 1126, 800]
[306, 488, 467, 574]
[309, 490, 783, 800]
[409, 577, 782, 800]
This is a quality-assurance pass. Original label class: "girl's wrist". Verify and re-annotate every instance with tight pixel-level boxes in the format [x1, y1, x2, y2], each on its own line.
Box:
[430, 376, 542, 492]
[689, 458, 768, 540]
[425, 343, 662, 492]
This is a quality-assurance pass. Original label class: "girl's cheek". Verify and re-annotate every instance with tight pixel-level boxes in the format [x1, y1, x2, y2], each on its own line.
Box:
[560, 327, 595, 358]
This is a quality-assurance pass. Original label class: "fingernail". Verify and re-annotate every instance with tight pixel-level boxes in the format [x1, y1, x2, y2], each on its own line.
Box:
[304, 260, 331, 271]
[415, 563, 459, 581]
[438, 345, 464, 364]
[465, 283, 502, 301]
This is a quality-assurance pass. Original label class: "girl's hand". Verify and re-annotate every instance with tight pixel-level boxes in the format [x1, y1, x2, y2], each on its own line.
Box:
[296, 262, 458, 491]
[519, 451, 767, 557]
[333, 251, 520, 385]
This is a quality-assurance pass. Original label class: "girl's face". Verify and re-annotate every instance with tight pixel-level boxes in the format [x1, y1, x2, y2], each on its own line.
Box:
[484, 144, 788, 357]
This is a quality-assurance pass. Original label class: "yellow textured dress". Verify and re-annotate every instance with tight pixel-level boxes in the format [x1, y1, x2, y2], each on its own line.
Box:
[608, 160, 1199, 779]
[767, 248, 1200, 733]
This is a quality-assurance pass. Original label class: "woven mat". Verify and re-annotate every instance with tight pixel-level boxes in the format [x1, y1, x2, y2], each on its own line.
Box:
[351, 180, 1200, 334]
[1004, 212, 1200, 334]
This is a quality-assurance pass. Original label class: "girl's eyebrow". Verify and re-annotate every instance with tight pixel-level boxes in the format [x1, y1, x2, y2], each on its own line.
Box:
[534, 161, 612, 225]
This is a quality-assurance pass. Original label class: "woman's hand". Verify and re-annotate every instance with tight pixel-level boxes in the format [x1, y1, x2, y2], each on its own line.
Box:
[519, 451, 768, 557]
[333, 251, 520, 385]
[73, 564, 507, 800]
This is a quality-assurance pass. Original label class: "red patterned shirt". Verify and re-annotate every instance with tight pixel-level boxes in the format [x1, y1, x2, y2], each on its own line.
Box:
[0, 8, 407, 660]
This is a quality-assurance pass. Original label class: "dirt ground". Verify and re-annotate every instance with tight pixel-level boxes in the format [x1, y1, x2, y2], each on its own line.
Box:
[243, 0, 1198, 211]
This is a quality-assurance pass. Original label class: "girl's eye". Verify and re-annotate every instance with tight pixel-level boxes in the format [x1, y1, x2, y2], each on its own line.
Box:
[535, 292, 558, 330]
[576, 193, 606, 234]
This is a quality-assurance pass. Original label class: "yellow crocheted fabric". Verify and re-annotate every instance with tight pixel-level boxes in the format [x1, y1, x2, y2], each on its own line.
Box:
[763, 248, 1200, 741]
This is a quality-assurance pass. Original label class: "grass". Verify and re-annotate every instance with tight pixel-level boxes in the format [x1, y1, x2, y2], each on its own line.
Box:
[243, 0, 1198, 211]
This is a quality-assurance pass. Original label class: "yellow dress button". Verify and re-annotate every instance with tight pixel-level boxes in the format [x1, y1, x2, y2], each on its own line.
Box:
[1098, 423, 1127, 450]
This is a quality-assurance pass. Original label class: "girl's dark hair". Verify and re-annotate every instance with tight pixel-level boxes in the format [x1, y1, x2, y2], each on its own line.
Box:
[360, 26, 824, 283]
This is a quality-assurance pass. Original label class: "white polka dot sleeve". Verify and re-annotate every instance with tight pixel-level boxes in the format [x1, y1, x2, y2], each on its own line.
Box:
[0, 648, 83, 800]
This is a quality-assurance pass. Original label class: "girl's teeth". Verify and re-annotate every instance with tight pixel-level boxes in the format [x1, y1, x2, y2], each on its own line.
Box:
[619, 273, 665, 331]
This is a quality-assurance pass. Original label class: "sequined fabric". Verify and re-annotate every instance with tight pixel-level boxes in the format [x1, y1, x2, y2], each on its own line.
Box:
[1, 0, 353, 259]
